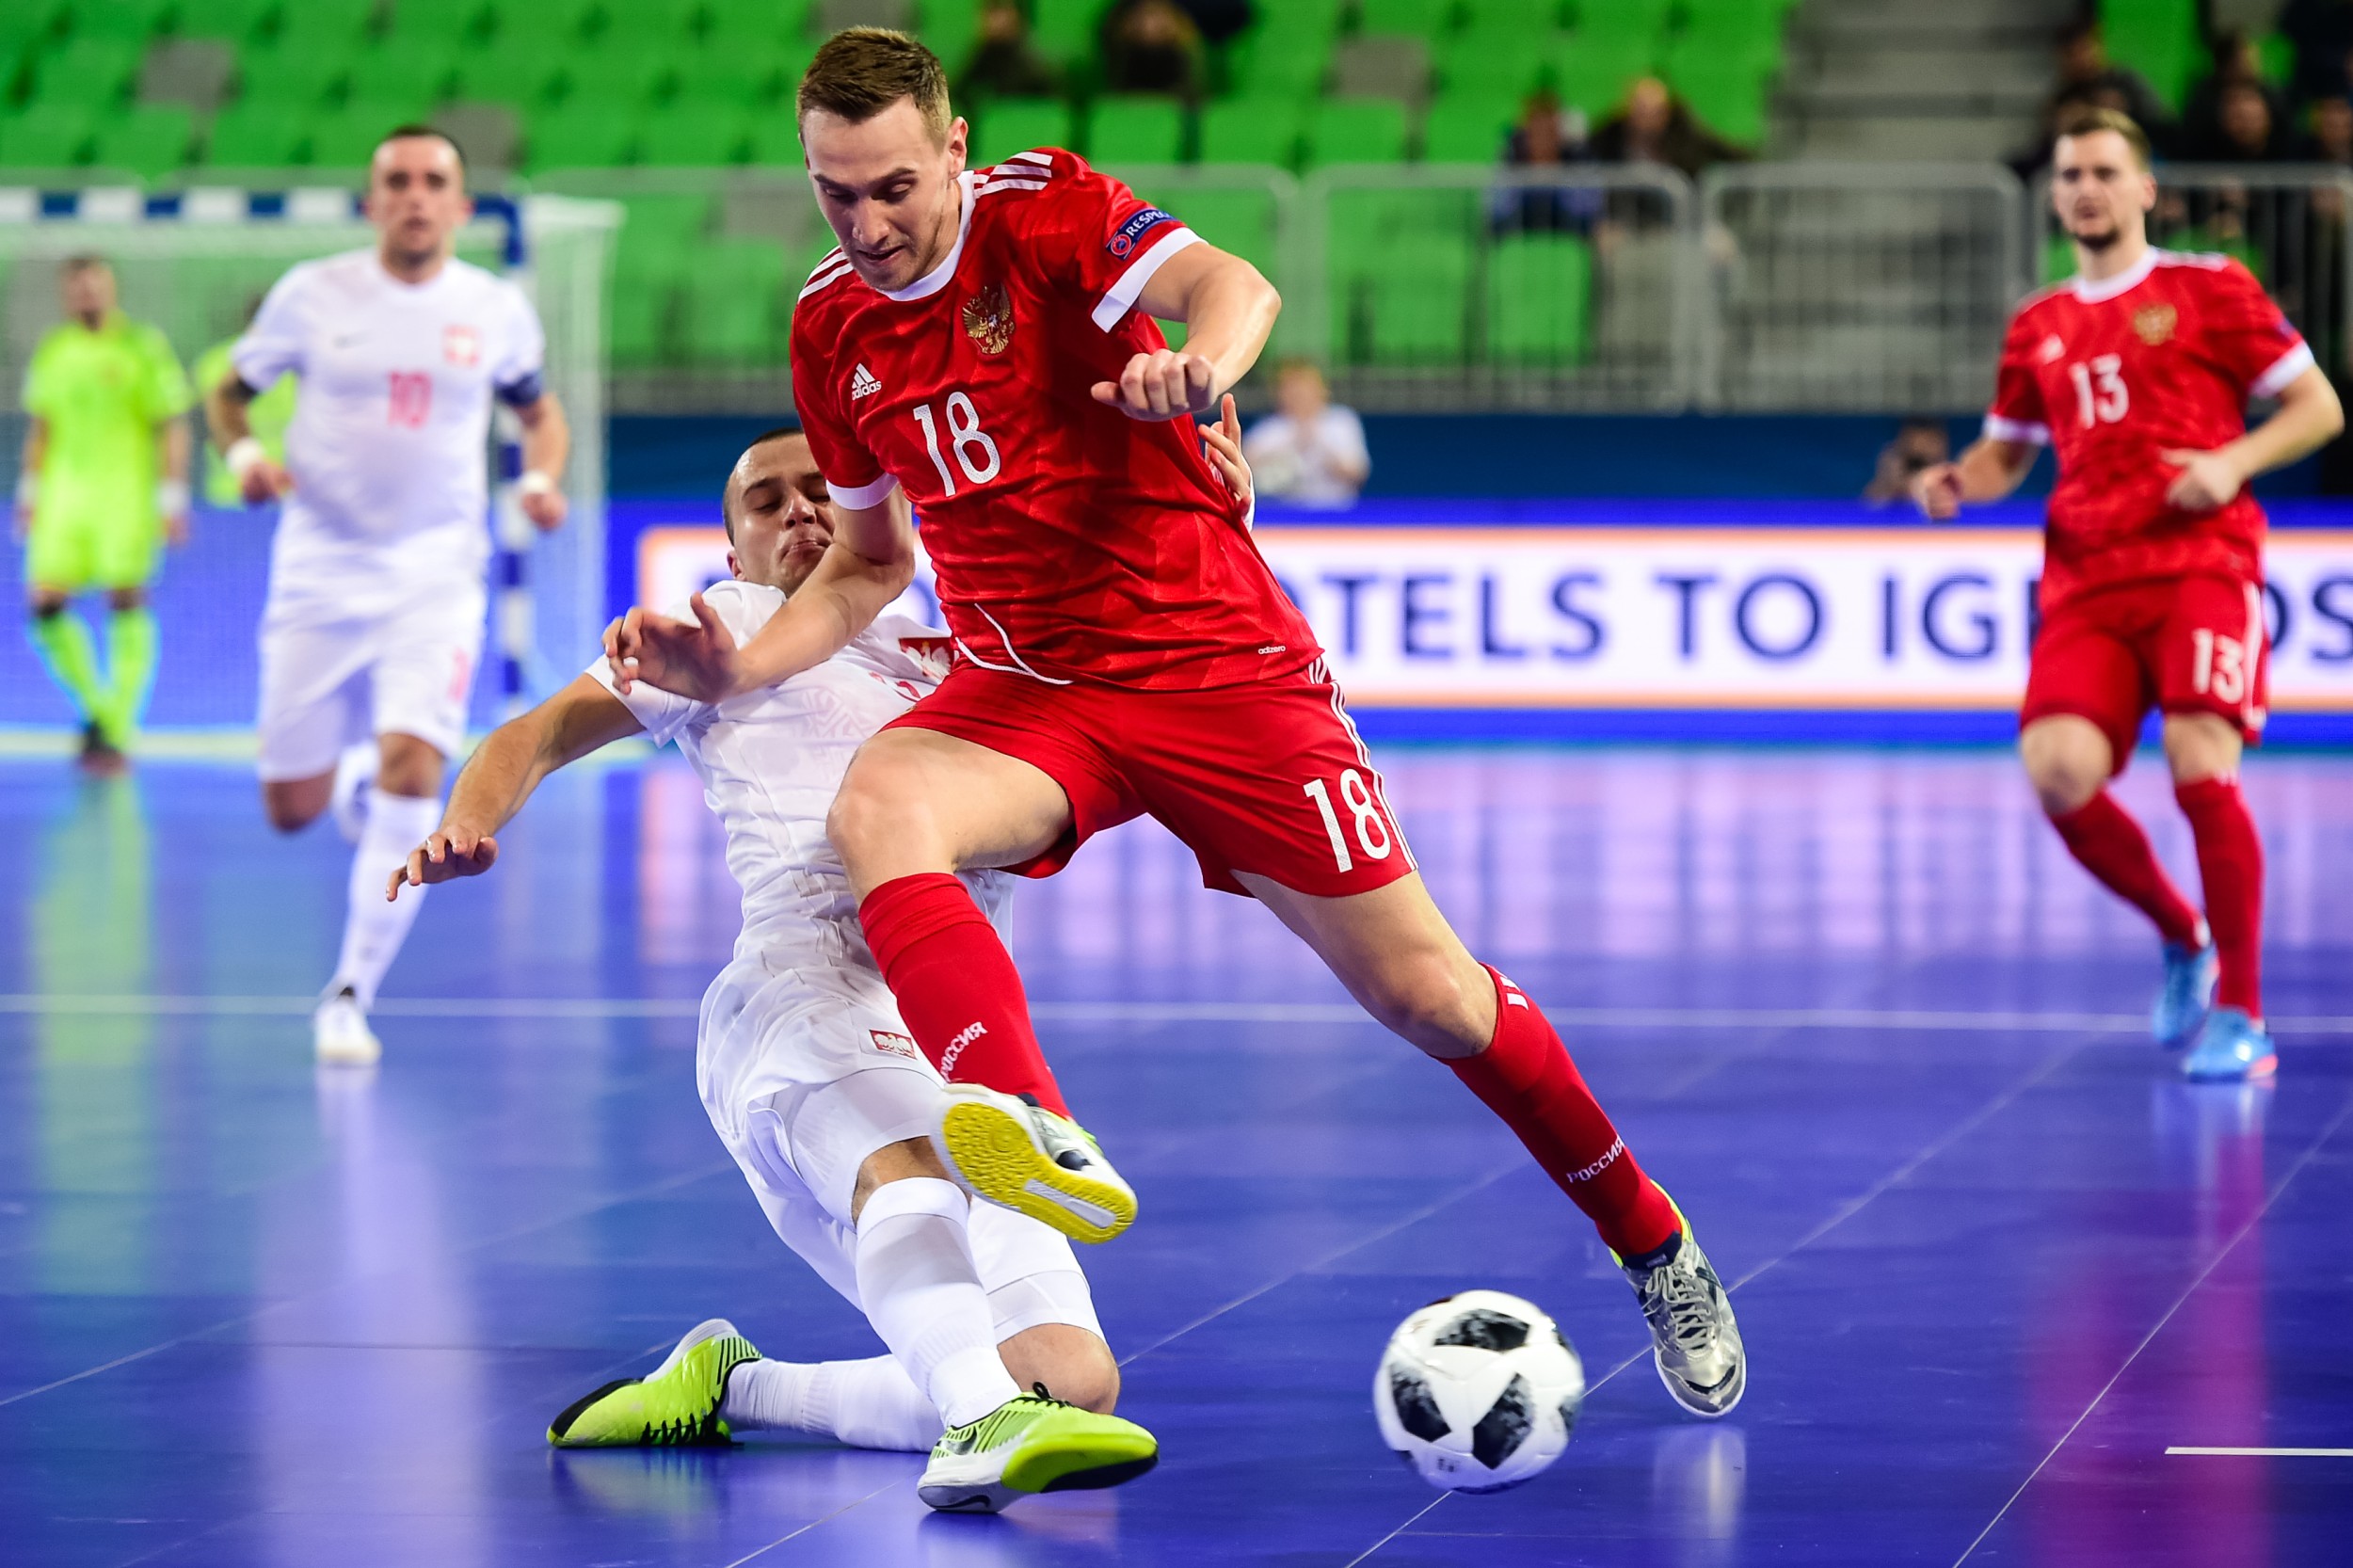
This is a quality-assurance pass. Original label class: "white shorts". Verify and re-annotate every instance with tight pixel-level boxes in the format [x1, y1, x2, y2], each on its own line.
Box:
[255, 584, 485, 782]
[697, 954, 1101, 1342]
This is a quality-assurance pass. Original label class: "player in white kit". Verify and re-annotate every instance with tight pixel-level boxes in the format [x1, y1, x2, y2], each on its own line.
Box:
[203, 126, 571, 1066]
[386, 428, 1160, 1512]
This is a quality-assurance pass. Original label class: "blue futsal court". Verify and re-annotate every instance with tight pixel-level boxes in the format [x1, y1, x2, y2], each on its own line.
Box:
[0, 744, 2345, 1567]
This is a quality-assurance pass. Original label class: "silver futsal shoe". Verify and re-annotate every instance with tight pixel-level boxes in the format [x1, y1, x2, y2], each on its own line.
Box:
[1619, 1193, 1746, 1418]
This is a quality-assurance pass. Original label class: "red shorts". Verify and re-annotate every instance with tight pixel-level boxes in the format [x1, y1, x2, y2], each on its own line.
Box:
[885, 658, 1418, 898]
[2022, 573, 2270, 769]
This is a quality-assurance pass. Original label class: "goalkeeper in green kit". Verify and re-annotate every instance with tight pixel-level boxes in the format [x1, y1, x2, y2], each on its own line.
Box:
[14, 255, 194, 773]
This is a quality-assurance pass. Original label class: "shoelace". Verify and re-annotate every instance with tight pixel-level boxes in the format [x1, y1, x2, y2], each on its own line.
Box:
[1643, 1262, 1719, 1355]
[952, 1385, 1070, 1448]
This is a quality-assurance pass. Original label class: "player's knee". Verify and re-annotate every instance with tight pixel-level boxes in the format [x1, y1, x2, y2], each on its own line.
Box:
[1357, 951, 1485, 1055]
[827, 761, 927, 866]
[106, 587, 146, 613]
[1001, 1324, 1120, 1414]
[30, 597, 66, 621]
[376, 737, 444, 798]
[2020, 725, 2108, 815]
[263, 789, 319, 834]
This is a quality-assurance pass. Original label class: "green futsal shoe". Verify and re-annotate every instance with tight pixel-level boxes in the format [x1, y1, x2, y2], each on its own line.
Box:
[547, 1318, 761, 1447]
[919, 1386, 1160, 1512]
[934, 1084, 1137, 1243]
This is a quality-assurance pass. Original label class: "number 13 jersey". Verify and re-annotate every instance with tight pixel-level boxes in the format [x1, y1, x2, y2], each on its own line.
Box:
[1984, 248, 2312, 611]
[791, 150, 1320, 690]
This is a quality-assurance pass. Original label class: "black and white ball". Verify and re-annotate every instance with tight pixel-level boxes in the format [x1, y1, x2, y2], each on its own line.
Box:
[1374, 1289, 1585, 1493]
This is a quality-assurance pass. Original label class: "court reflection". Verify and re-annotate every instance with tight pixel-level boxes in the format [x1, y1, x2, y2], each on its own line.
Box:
[1650, 1425, 1746, 1568]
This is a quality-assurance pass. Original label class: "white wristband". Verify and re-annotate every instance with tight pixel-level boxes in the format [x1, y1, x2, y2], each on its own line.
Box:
[517, 470, 558, 498]
[155, 477, 190, 516]
[224, 437, 266, 481]
[13, 472, 34, 506]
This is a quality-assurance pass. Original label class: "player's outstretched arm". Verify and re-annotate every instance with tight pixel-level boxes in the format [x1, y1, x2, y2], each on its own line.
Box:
[514, 393, 571, 532]
[203, 370, 292, 504]
[2161, 364, 2345, 512]
[389, 675, 644, 901]
[1912, 438, 2038, 520]
[606, 490, 916, 700]
[1091, 243, 1280, 423]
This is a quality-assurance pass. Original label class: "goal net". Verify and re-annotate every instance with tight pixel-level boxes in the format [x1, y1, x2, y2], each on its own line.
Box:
[0, 186, 618, 731]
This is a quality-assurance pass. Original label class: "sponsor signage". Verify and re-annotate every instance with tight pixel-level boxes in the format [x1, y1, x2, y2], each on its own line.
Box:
[620, 500, 2353, 719]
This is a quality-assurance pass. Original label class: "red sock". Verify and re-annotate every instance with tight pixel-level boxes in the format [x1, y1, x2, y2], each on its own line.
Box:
[1447, 967, 1679, 1259]
[2175, 776, 2265, 1019]
[2048, 791, 2205, 949]
[856, 872, 1069, 1116]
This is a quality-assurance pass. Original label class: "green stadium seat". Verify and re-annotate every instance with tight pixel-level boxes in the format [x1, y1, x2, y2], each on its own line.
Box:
[706, 0, 813, 40]
[1198, 97, 1302, 166]
[72, 0, 177, 45]
[1031, 0, 1098, 67]
[0, 104, 92, 170]
[1486, 230, 1590, 364]
[561, 51, 681, 109]
[27, 37, 146, 106]
[1257, 1, 1345, 42]
[1664, 53, 1770, 143]
[744, 112, 806, 168]
[617, 191, 717, 253]
[1223, 30, 1329, 97]
[639, 105, 750, 163]
[915, 0, 981, 68]
[392, 0, 499, 41]
[675, 49, 798, 107]
[312, 103, 414, 167]
[1421, 92, 1515, 163]
[200, 101, 310, 166]
[1676, 0, 1781, 33]
[1571, 0, 1670, 40]
[1438, 29, 1554, 102]
[88, 104, 196, 178]
[271, 0, 379, 58]
[1360, 0, 1455, 35]
[233, 46, 354, 110]
[525, 103, 640, 168]
[344, 47, 463, 116]
[1088, 96, 1184, 165]
[1303, 97, 1409, 168]
[176, 0, 280, 45]
[1342, 232, 1474, 363]
[973, 97, 1075, 164]
[1553, 37, 1651, 117]
[682, 240, 785, 364]
[1125, 182, 1281, 276]
[1465, 0, 1564, 24]
[2101, 0, 2199, 111]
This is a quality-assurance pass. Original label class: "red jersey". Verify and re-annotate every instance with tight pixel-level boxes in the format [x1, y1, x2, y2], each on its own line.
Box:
[791, 150, 1320, 690]
[1984, 248, 2312, 610]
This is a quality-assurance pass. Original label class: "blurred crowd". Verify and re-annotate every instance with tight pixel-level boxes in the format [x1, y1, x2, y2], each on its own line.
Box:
[958, 0, 1250, 105]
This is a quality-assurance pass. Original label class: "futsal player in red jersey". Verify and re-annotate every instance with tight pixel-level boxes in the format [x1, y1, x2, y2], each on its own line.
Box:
[608, 29, 1745, 1416]
[1914, 108, 2344, 1081]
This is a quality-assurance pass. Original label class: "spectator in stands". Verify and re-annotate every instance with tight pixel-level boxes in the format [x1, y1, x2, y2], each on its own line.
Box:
[1589, 76, 1745, 179]
[2185, 78, 2297, 161]
[1243, 360, 1370, 508]
[2183, 30, 2288, 155]
[2040, 20, 2173, 152]
[1863, 419, 1949, 507]
[1102, 0, 1206, 100]
[957, 1, 1064, 104]
[2281, 0, 2353, 105]
[2313, 93, 2353, 163]
[1491, 89, 1600, 234]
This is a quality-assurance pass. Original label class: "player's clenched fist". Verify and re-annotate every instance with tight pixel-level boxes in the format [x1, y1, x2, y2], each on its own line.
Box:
[1093, 349, 1216, 422]
[1911, 461, 1966, 520]
[388, 829, 498, 901]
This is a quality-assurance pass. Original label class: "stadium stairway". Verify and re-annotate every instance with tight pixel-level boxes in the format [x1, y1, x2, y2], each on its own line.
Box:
[1775, 0, 2073, 162]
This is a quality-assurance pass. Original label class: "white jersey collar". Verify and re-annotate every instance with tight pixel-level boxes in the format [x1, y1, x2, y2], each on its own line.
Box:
[875, 171, 976, 304]
[2071, 247, 2158, 304]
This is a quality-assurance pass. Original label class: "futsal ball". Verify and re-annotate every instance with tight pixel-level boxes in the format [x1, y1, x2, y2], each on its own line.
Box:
[1374, 1289, 1586, 1493]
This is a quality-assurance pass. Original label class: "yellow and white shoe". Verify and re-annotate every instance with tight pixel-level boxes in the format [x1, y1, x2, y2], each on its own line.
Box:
[933, 1085, 1136, 1244]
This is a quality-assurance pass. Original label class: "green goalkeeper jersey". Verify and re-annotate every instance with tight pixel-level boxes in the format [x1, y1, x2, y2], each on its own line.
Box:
[22, 311, 194, 534]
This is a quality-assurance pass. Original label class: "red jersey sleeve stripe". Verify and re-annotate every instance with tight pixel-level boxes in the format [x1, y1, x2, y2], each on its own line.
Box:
[1090, 226, 1201, 331]
[2251, 340, 2315, 398]
[1983, 413, 2051, 445]
[828, 472, 901, 509]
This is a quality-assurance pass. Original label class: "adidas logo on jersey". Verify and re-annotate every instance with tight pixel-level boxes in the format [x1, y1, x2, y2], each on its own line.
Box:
[851, 363, 882, 401]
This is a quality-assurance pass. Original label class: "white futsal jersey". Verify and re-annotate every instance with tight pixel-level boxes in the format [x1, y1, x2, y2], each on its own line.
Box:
[588, 582, 1014, 1113]
[232, 249, 544, 619]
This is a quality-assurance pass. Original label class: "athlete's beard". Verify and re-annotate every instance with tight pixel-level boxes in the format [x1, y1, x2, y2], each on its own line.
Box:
[2073, 219, 2122, 252]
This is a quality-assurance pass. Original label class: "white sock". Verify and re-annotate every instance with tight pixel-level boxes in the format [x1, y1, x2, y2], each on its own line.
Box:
[330, 790, 441, 1008]
[853, 1177, 1022, 1431]
[721, 1354, 942, 1451]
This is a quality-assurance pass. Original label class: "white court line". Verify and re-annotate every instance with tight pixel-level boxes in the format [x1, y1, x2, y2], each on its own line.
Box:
[2166, 1447, 2353, 1457]
[1, 994, 2351, 1035]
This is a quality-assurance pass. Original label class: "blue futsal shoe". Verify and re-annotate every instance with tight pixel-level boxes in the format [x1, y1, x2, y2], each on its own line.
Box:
[2152, 941, 2218, 1048]
[2182, 1006, 2276, 1082]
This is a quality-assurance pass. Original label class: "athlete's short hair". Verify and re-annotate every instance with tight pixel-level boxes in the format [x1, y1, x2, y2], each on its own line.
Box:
[2055, 106, 2153, 171]
[797, 28, 952, 142]
[376, 122, 466, 175]
[59, 253, 109, 277]
[721, 425, 810, 542]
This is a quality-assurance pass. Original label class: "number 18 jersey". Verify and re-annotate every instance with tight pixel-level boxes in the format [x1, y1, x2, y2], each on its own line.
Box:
[1984, 248, 2312, 610]
[790, 150, 1319, 690]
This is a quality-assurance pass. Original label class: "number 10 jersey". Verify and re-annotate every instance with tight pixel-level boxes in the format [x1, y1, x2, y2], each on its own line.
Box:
[1983, 248, 2313, 612]
[791, 150, 1320, 691]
